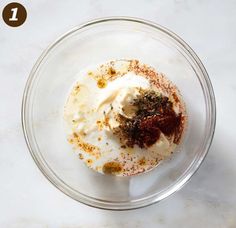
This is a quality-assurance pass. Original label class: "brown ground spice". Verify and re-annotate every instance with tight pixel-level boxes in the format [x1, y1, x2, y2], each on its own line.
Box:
[114, 90, 183, 148]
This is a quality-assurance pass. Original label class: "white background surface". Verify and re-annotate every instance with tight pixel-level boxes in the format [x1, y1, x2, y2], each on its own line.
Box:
[0, 0, 236, 227]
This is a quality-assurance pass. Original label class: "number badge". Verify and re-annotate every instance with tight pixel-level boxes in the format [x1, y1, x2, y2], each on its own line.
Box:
[2, 2, 27, 27]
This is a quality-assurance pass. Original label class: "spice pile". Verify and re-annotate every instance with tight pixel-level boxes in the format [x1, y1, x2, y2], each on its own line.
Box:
[114, 90, 183, 148]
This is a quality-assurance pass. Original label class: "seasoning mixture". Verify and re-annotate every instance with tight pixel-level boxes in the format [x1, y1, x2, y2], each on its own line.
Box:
[114, 90, 183, 148]
[64, 60, 187, 176]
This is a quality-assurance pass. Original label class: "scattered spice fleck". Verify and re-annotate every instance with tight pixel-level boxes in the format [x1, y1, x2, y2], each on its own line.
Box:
[102, 161, 123, 175]
[70, 132, 101, 158]
[86, 159, 93, 165]
[108, 67, 116, 76]
[97, 78, 107, 88]
[73, 132, 78, 138]
[139, 157, 146, 166]
[172, 92, 180, 103]
[96, 120, 103, 130]
[68, 137, 73, 144]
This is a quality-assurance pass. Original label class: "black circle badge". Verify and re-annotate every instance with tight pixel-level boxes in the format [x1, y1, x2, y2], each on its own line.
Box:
[2, 2, 27, 27]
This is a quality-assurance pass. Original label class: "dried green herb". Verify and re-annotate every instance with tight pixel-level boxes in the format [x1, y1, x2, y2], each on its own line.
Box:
[114, 90, 182, 148]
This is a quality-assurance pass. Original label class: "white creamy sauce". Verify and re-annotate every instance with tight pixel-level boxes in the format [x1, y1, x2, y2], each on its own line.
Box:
[64, 60, 183, 176]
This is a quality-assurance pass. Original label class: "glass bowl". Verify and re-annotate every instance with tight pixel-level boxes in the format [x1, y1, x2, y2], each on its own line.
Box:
[22, 17, 216, 210]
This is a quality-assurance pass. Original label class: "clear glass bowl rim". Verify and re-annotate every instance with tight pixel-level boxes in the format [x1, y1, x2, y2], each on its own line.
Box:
[22, 16, 216, 210]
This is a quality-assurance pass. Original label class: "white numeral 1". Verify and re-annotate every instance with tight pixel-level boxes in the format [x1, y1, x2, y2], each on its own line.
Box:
[9, 8, 18, 21]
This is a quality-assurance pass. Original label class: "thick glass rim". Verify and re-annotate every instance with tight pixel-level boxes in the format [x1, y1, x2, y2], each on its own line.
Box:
[22, 16, 216, 210]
